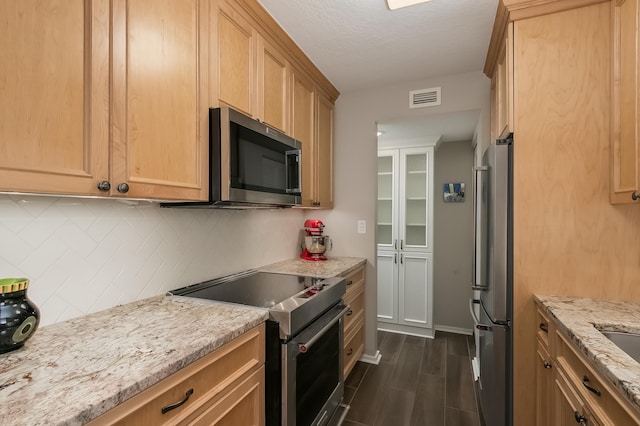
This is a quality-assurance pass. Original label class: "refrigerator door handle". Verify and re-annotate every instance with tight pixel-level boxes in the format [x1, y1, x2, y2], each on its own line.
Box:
[471, 283, 485, 291]
[469, 299, 493, 331]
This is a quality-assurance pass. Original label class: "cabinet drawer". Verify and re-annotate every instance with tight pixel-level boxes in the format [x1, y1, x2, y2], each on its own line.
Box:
[344, 320, 364, 378]
[343, 266, 365, 299]
[344, 288, 364, 334]
[536, 307, 551, 348]
[555, 330, 640, 425]
[185, 366, 264, 426]
[89, 324, 265, 426]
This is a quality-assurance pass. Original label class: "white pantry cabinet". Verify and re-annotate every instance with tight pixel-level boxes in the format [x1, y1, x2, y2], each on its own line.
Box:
[377, 146, 435, 336]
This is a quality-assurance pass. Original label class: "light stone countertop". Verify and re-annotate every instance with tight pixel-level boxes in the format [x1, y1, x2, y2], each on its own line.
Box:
[0, 295, 268, 426]
[535, 295, 640, 412]
[258, 256, 366, 278]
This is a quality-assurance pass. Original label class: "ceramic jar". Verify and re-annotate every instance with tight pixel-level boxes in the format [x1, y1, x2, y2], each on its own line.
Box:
[0, 278, 40, 354]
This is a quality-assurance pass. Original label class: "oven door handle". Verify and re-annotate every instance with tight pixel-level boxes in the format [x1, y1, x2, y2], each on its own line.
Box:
[298, 305, 351, 354]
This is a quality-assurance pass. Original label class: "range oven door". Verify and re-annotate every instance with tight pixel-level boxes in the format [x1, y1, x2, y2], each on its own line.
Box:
[282, 304, 349, 426]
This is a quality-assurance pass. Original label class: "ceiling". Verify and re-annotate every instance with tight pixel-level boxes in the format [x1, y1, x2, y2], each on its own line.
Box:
[377, 109, 480, 143]
[257, 0, 499, 94]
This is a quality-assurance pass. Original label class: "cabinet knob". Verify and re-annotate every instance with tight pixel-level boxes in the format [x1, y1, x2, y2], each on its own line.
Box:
[97, 180, 111, 192]
[632, 192, 640, 201]
[543, 361, 552, 369]
[116, 183, 130, 194]
[312, 201, 321, 206]
[574, 411, 587, 424]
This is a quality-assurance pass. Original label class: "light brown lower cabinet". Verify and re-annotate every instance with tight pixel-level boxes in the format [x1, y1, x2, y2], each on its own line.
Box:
[88, 323, 265, 426]
[342, 265, 365, 378]
[534, 305, 640, 425]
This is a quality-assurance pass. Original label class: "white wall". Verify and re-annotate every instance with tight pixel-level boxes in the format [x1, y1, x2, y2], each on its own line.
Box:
[433, 140, 475, 332]
[309, 70, 490, 358]
[0, 194, 303, 326]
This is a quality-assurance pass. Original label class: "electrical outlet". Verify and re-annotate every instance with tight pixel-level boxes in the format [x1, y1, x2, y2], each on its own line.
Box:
[357, 220, 366, 234]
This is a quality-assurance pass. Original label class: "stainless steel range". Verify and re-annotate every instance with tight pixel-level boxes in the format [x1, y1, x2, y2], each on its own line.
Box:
[169, 270, 349, 426]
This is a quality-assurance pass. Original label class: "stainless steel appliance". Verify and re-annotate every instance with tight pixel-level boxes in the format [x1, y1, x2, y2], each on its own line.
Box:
[163, 107, 302, 209]
[469, 135, 513, 426]
[169, 271, 349, 426]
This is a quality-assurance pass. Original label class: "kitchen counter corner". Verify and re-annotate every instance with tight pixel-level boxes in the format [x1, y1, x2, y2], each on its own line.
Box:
[0, 295, 268, 426]
[258, 256, 366, 278]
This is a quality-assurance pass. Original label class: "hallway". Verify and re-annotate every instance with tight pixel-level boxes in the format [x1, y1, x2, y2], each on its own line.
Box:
[343, 330, 480, 426]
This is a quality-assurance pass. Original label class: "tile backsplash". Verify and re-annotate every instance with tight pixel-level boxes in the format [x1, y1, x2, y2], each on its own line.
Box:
[0, 194, 303, 326]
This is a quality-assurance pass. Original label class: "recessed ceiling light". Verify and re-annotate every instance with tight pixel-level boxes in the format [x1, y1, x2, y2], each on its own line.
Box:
[377, 131, 385, 136]
[386, 0, 432, 10]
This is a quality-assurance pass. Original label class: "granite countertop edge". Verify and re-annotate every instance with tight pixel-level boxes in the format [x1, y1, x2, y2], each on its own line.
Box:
[258, 256, 367, 278]
[535, 294, 640, 412]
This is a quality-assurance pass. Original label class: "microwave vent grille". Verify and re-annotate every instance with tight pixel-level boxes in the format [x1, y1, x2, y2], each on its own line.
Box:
[409, 87, 441, 109]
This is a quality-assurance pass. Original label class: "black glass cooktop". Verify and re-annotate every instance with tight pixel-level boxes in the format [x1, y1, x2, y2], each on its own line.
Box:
[169, 271, 317, 308]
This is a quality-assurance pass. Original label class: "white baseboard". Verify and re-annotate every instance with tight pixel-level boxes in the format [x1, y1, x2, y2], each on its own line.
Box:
[377, 323, 435, 338]
[434, 325, 473, 336]
[359, 350, 381, 365]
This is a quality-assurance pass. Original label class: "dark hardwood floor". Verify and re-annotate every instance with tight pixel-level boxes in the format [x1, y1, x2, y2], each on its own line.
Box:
[343, 330, 480, 426]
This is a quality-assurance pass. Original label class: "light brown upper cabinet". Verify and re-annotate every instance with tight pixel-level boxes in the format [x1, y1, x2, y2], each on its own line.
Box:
[291, 71, 317, 207]
[315, 92, 335, 208]
[215, 0, 256, 117]
[257, 35, 290, 133]
[214, 0, 292, 134]
[488, 21, 513, 141]
[0, 0, 209, 201]
[611, 0, 640, 204]
[0, 0, 110, 196]
[291, 71, 334, 208]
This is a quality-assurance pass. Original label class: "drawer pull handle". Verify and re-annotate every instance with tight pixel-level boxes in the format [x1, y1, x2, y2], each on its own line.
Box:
[346, 280, 353, 286]
[574, 411, 587, 424]
[582, 376, 601, 396]
[161, 388, 194, 414]
[543, 361, 552, 369]
[347, 348, 353, 356]
[539, 323, 548, 333]
[347, 309, 353, 316]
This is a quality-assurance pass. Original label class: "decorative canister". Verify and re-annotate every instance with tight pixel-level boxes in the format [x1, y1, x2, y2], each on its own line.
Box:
[0, 278, 40, 354]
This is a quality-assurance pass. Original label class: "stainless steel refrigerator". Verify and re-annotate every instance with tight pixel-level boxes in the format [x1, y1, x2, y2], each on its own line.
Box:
[470, 135, 513, 426]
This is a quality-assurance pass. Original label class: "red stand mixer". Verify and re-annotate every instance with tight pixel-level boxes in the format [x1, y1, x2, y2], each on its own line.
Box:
[300, 219, 332, 261]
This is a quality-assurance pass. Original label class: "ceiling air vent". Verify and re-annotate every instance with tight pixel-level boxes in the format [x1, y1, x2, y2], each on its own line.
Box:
[409, 87, 441, 109]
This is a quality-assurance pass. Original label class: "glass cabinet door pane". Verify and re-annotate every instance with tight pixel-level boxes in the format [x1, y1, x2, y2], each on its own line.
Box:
[404, 153, 427, 247]
[377, 155, 394, 246]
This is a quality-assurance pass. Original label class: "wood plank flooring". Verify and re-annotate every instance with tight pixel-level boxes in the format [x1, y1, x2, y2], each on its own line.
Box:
[343, 330, 480, 426]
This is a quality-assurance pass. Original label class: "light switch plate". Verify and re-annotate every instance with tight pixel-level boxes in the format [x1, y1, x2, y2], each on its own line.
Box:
[357, 220, 366, 234]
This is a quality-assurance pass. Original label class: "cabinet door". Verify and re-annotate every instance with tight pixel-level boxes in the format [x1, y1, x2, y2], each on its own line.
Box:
[111, 0, 209, 201]
[398, 252, 432, 328]
[376, 251, 398, 323]
[611, 0, 640, 204]
[535, 342, 553, 426]
[291, 71, 316, 207]
[315, 92, 334, 208]
[0, 0, 110, 196]
[400, 148, 432, 252]
[377, 150, 399, 250]
[215, 0, 256, 117]
[257, 35, 289, 133]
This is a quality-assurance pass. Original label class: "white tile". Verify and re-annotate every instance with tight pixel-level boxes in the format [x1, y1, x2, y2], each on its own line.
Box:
[0, 225, 35, 266]
[19, 236, 69, 280]
[55, 222, 98, 257]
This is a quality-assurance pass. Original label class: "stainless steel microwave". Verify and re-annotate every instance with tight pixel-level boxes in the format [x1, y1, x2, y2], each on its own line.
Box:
[163, 107, 302, 209]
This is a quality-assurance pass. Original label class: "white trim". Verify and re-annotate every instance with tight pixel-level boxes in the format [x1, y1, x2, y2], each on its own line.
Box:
[359, 350, 382, 365]
[377, 323, 435, 338]
[434, 325, 473, 335]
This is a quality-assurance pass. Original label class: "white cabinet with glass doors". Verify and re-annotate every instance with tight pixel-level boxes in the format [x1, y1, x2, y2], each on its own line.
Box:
[377, 146, 435, 335]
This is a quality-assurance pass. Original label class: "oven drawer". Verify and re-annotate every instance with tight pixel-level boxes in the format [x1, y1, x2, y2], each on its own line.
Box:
[344, 316, 365, 378]
[89, 324, 265, 426]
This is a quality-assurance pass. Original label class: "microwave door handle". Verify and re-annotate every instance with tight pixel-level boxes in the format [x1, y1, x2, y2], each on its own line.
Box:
[285, 149, 302, 194]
